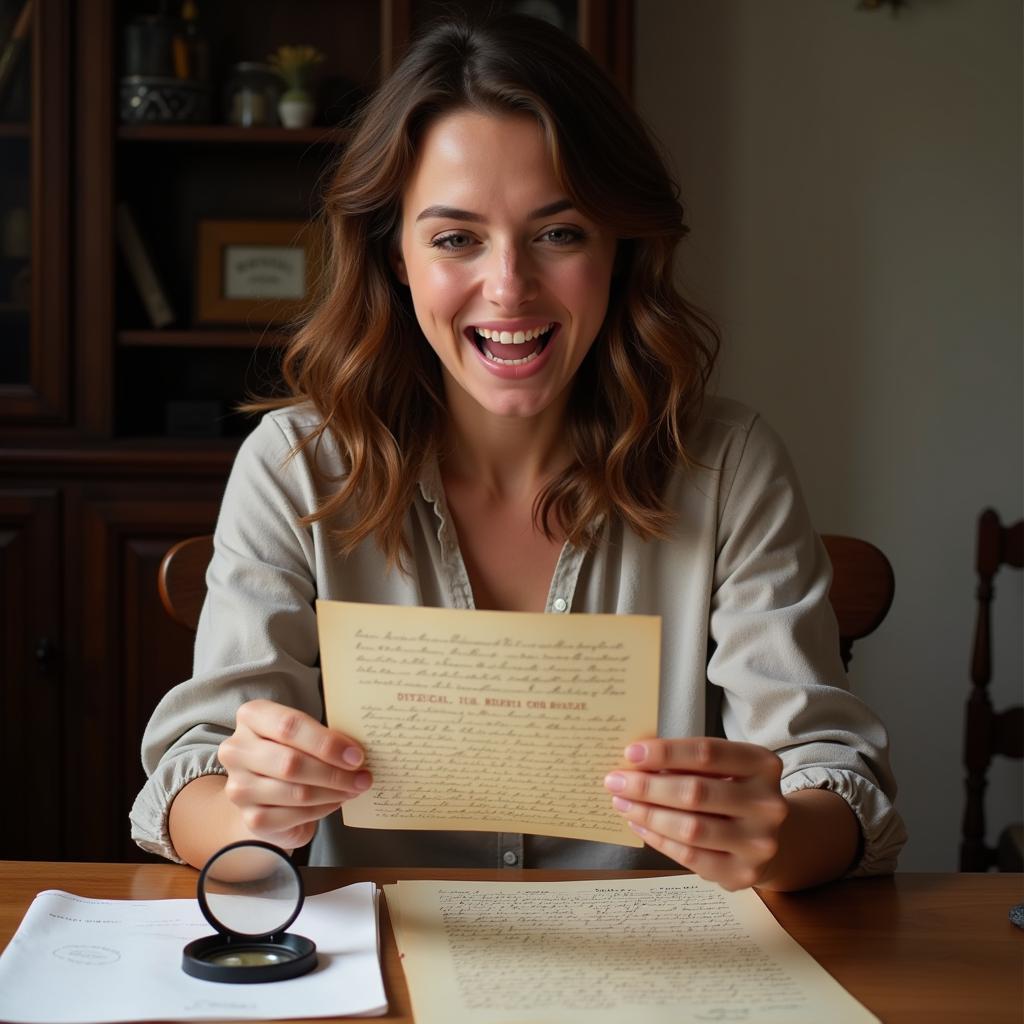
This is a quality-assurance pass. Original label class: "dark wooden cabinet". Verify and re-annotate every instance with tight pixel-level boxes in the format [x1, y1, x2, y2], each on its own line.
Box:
[0, 0, 633, 860]
[69, 482, 223, 860]
[0, 461, 228, 860]
[0, 488, 62, 858]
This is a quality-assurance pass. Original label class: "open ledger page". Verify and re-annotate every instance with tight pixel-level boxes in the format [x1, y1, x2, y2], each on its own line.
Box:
[317, 601, 660, 846]
[384, 876, 879, 1024]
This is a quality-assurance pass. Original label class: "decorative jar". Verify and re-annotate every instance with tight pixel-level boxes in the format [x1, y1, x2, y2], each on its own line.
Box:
[223, 62, 281, 127]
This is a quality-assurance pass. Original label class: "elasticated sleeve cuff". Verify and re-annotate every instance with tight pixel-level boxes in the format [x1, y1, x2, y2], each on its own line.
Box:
[129, 747, 226, 864]
[781, 765, 908, 877]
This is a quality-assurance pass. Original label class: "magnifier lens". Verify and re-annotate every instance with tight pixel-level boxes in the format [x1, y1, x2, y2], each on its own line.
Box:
[202, 845, 299, 936]
[182, 841, 317, 983]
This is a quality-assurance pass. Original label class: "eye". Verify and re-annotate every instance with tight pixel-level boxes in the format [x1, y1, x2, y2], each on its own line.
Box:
[430, 232, 477, 252]
[539, 226, 586, 246]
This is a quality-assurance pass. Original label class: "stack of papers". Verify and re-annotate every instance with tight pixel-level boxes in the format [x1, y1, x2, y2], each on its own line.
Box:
[0, 884, 386, 1022]
[385, 875, 879, 1024]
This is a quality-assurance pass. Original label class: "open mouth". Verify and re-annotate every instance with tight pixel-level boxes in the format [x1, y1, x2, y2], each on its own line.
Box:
[467, 322, 558, 367]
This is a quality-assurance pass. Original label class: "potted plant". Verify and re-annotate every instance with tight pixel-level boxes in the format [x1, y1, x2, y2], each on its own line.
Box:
[267, 44, 325, 128]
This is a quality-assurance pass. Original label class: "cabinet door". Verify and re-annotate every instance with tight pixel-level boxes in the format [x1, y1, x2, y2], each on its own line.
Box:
[66, 489, 220, 861]
[0, 489, 62, 858]
[0, 0, 71, 423]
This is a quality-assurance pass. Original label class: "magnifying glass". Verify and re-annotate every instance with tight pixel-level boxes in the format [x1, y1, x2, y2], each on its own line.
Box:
[182, 840, 317, 983]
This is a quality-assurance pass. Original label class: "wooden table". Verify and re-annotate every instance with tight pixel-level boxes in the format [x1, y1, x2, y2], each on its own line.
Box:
[1, 863, 1021, 1023]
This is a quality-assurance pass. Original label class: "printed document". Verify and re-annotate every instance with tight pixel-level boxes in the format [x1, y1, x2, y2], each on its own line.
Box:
[0, 883, 385, 1022]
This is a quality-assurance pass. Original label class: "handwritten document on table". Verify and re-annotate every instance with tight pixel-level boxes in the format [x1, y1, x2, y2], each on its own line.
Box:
[317, 601, 660, 845]
[385, 876, 879, 1024]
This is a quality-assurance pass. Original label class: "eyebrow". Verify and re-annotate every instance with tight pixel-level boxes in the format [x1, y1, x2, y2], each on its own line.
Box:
[414, 199, 575, 223]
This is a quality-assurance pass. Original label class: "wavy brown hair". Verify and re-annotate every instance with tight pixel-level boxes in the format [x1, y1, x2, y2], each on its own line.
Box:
[251, 14, 719, 571]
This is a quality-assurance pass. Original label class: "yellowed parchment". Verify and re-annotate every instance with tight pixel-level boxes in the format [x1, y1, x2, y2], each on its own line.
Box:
[317, 600, 660, 846]
[384, 876, 880, 1024]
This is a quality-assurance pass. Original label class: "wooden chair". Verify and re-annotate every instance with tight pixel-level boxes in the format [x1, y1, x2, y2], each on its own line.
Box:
[158, 533, 895, 670]
[961, 509, 1023, 872]
[158, 534, 215, 632]
[821, 534, 894, 671]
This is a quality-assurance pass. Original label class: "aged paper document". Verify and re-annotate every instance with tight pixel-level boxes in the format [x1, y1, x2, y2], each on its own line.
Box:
[317, 600, 660, 846]
[384, 876, 879, 1024]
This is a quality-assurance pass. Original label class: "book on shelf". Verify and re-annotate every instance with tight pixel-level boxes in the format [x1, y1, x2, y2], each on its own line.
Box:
[115, 202, 175, 329]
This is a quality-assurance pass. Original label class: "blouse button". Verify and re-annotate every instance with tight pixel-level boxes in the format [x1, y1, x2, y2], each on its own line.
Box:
[553, 597, 568, 612]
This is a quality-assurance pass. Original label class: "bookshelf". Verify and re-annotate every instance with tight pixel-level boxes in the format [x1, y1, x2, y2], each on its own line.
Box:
[70, 0, 626, 443]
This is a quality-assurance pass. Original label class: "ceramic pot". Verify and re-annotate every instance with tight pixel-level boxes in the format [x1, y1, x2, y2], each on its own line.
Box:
[278, 90, 314, 129]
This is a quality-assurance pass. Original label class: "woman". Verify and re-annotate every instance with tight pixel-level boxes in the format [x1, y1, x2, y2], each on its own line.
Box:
[132, 15, 905, 891]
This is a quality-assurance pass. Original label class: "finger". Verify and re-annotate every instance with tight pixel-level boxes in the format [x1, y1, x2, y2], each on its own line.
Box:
[605, 771, 750, 817]
[629, 824, 762, 891]
[604, 771, 786, 823]
[236, 700, 364, 769]
[623, 737, 781, 780]
[247, 820, 319, 853]
[219, 735, 372, 794]
[224, 769, 372, 809]
[613, 798, 737, 853]
[239, 800, 344, 839]
[614, 797, 781, 860]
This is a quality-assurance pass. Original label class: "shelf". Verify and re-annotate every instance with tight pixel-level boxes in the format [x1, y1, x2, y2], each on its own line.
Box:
[0, 441, 240, 476]
[116, 123, 346, 146]
[117, 328, 289, 348]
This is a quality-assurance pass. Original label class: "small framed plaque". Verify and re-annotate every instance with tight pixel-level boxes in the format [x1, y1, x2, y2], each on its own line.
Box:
[196, 219, 322, 325]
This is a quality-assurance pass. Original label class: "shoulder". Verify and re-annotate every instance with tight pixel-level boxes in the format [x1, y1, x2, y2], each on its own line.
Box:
[683, 395, 787, 470]
[235, 404, 343, 472]
[671, 396, 803, 525]
[243, 402, 327, 452]
[225, 404, 346, 512]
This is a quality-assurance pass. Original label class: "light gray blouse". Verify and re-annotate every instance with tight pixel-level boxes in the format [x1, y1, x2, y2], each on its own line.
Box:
[131, 396, 907, 874]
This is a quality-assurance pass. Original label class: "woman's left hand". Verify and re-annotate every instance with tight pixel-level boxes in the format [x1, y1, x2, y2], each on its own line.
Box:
[604, 737, 789, 891]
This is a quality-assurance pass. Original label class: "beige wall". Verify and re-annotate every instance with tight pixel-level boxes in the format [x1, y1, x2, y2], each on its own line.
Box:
[636, 0, 1023, 870]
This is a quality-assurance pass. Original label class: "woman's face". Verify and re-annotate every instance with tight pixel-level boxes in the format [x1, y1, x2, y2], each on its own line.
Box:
[394, 109, 617, 422]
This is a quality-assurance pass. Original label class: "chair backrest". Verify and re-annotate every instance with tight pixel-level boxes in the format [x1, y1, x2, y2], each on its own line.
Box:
[158, 533, 895, 671]
[820, 534, 895, 671]
[158, 534, 215, 631]
[961, 509, 1023, 872]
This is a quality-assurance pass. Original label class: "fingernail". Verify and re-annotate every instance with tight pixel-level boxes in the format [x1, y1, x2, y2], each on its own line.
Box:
[612, 796, 632, 812]
[628, 821, 647, 836]
[625, 743, 647, 763]
[342, 747, 363, 767]
[604, 772, 626, 792]
[354, 771, 372, 791]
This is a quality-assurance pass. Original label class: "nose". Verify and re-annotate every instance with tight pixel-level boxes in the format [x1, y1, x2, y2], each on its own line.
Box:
[481, 242, 538, 309]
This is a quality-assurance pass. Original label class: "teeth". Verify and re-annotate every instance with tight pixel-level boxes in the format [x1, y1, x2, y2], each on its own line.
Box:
[483, 347, 543, 366]
[474, 323, 553, 344]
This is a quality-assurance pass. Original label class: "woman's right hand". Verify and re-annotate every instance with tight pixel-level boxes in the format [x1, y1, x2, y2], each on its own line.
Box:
[216, 699, 372, 851]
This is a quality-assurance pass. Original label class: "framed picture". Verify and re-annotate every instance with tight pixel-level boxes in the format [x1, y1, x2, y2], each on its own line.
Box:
[196, 219, 323, 325]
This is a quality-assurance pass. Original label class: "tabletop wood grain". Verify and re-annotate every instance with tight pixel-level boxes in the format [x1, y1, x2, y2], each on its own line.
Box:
[1, 863, 1021, 1023]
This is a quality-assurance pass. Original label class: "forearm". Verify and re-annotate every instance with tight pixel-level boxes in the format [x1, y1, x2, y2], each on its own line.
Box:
[757, 788, 862, 892]
[168, 774, 272, 870]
